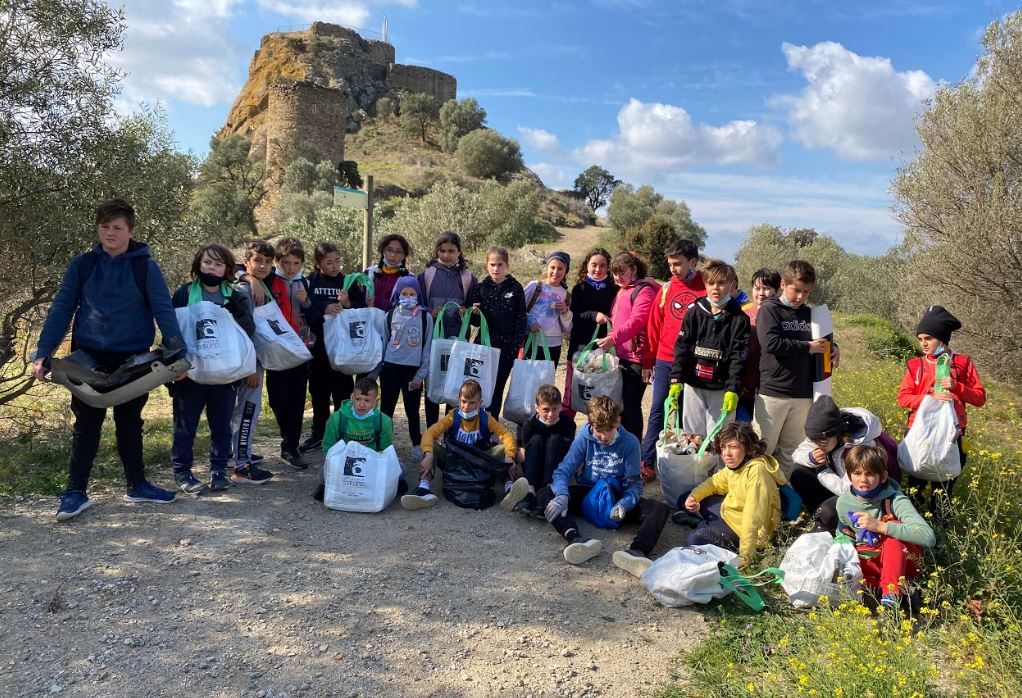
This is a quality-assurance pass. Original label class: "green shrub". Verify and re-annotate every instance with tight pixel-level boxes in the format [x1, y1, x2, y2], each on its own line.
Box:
[842, 314, 917, 360]
[455, 129, 523, 179]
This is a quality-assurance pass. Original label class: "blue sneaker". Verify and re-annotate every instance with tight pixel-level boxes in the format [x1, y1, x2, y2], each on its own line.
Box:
[55, 490, 92, 521]
[124, 481, 177, 504]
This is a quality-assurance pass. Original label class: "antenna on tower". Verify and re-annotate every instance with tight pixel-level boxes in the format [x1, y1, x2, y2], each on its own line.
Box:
[382, 15, 389, 43]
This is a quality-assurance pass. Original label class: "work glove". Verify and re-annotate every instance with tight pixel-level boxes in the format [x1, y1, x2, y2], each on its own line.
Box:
[668, 383, 683, 399]
[722, 390, 739, 414]
[610, 504, 627, 522]
[544, 494, 569, 522]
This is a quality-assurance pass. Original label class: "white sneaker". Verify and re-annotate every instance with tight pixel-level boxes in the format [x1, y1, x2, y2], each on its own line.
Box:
[612, 549, 653, 577]
[563, 538, 602, 565]
[499, 477, 530, 511]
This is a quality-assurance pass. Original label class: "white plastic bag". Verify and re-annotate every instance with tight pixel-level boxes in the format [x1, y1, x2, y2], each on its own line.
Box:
[324, 273, 387, 375]
[251, 298, 312, 371]
[176, 287, 256, 385]
[323, 439, 403, 513]
[640, 544, 739, 607]
[780, 532, 862, 608]
[442, 310, 501, 409]
[570, 323, 622, 414]
[897, 395, 961, 482]
[502, 333, 556, 425]
[656, 397, 717, 508]
[426, 302, 462, 404]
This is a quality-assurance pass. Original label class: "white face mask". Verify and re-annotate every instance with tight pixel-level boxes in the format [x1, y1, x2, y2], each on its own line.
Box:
[459, 409, 478, 420]
[538, 414, 559, 426]
[351, 408, 375, 420]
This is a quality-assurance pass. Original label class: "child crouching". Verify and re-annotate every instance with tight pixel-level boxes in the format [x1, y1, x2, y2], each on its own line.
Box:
[838, 445, 935, 608]
[538, 396, 669, 572]
[684, 422, 787, 567]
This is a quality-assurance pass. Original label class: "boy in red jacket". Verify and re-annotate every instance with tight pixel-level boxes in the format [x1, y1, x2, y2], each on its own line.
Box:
[639, 239, 705, 482]
[897, 306, 985, 511]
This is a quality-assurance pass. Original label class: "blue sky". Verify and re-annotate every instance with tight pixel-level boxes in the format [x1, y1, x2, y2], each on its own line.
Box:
[108, 0, 1011, 259]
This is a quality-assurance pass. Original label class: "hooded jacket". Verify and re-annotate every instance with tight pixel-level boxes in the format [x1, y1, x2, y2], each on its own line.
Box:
[322, 400, 394, 453]
[417, 261, 478, 339]
[465, 275, 528, 353]
[897, 351, 985, 431]
[567, 278, 619, 357]
[669, 296, 750, 392]
[523, 280, 573, 346]
[644, 272, 706, 368]
[364, 262, 411, 313]
[756, 296, 815, 399]
[35, 241, 183, 361]
[551, 424, 644, 512]
[792, 407, 884, 496]
[609, 277, 660, 364]
[837, 481, 936, 548]
[690, 454, 786, 563]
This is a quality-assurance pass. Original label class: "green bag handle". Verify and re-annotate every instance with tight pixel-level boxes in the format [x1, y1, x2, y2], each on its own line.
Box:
[457, 306, 491, 346]
[717, 563, 785, 612]
[524, 331, 552, 361]
[432, 301, 463, 339]
[663, 395, 681, 436]
[697, 407, 731, 456]
[934, 353, 951, 393]
[187, 279, 233, 306]
[574, 321, 615, 371]
[342, 272, 374, 303]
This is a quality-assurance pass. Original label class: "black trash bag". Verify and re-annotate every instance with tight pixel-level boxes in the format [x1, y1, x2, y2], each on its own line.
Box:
[440, 440, 506, 510]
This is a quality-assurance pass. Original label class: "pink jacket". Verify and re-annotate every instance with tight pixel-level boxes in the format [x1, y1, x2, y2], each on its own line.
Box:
[610, 277, 660, 364]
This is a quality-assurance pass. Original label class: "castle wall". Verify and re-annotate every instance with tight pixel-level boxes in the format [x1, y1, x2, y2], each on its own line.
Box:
[387, 64, 456, 103]
[264, 79, 347, 194]
[366, 40, 396, 66]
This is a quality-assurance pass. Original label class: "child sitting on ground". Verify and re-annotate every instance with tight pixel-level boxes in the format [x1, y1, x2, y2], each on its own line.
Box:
[837, 445, 935, 608]
[312, 376, 403, 502]
[684, 422, 787, 567]
[538, 395, 670, 573]
[408, 379, 517, 510]
[501, 384, 576, 516]
[790, 395, 896, 531]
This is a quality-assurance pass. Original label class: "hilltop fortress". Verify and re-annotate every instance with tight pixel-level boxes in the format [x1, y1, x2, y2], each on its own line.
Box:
[220, 22, 456, 199]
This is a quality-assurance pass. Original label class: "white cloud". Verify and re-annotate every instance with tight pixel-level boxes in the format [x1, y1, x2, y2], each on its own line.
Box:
[518, 126, 560, 152]
[529, 162, 571, 189]
[775, 41, 936, 161]
[571, 98, 783, 173]
[255, 0, 366, 26]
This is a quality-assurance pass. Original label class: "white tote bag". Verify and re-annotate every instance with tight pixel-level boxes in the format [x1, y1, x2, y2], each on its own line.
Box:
[426, 302, 463, 404]
[897, 395, 962, 482]
[780, 532, 862, 608]
[640, 544, 739, 607]
[176, 283, 256, 385]
[251, 293, 312, 371]
[323, 273, 387, 375]
[323, 439, 403, 513]
[656, 396, 718, 508]
[502, 333, 557, 425]
[570, 323, 622, 414]
[442, 310, 501, 409]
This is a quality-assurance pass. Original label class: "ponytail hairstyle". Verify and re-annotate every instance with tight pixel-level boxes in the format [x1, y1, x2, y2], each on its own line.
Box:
[576, 247, 612, 286]
[433, 231, 467, 270]
[610, 250, 648, 282]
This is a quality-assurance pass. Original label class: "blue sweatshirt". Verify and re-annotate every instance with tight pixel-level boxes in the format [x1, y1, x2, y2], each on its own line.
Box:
[551, 424, 644, 511]
[34, 241, 182, 361]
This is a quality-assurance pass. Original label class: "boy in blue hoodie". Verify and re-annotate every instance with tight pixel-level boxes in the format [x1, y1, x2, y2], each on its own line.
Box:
[538, 395, 670, 569]
[32, 199, 186, 521]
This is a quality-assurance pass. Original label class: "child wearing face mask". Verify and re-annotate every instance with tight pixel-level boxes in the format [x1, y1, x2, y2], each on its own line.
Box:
[364, 234, 412, 313]
[500, 384, 576, 517]
[169, 244, 257, 494]
[523, 251, 574, 367]
[373, 277, 433, 455]
[563, 248, 619, 418]
[897, 305, 985, 512]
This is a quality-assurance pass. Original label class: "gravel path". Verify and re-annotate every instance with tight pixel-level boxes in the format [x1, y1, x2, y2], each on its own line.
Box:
[0, 395, 706, 697]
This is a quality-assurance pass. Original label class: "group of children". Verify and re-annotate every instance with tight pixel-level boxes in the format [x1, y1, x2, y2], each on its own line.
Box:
[33, 198, 987, 610]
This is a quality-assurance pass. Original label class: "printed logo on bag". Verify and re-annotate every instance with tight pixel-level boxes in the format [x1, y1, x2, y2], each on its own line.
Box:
[349, 320, 367, 341]
[464, 356, 484, 377]
[343, 456, 367, 477]
[196, 318, 219, 340]
[440, 354, 449, 372]
[578, 384, 594, 401]
[267, 319, 288, 336]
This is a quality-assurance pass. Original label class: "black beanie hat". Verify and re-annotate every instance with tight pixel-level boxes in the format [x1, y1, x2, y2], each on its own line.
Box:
[804, 395, 843, 440]
[915, 305, 961, 345]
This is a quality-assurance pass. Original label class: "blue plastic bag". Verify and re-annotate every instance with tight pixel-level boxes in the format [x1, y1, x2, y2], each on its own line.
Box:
[779, 483, 803, 521]
[582, 477, 622, 529]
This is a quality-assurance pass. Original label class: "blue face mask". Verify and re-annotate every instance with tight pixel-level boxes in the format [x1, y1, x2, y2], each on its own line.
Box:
[351, 407, 375, 420]
[779, 294, 794, 308]
[683, 267, 695, 282]
[459, 409, 479, 420]
[850, 481, 885, 499]
[932, 343, 945, 357]
[398, 296, 418, 310]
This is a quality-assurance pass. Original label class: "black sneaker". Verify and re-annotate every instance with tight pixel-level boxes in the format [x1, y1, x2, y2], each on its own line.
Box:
[671, 510, 703, 527]
[251, 453, 264, 463]
[209, 470, 231, 491]
[298, 435, 323, 453]
[312, 483, 325, 501]
[175, 472, 208, 495]
[232, 465, 273, 485]
[513, 492, 538, 516]
[282, 450, 308, 471]
[400, 487, 438, 511]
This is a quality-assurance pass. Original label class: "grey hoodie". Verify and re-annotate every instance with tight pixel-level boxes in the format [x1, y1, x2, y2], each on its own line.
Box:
[792, 407, 883, 496]
[417, 261, 478, 338]
[379, 306, 434, 382]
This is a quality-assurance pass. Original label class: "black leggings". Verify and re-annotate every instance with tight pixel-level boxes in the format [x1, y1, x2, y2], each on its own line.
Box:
[788, 466, 839, 531]
[379, 362, 423, 444]
[619, 359, 647, 442]
[308, 352, 353, 439]
[486, 351, 517, 420]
